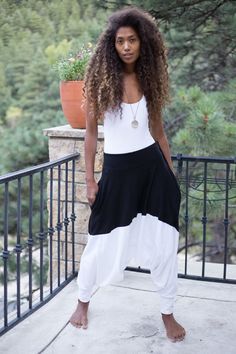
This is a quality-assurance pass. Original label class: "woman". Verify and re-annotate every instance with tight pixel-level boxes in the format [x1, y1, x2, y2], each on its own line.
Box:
[69, 6, 186, 342]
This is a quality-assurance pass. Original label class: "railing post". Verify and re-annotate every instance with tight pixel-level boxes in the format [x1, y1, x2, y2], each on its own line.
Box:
[43, 124, 104, 283]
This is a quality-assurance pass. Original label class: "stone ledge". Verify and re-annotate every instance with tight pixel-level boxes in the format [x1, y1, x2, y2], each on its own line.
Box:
[43, 124, 104, 139]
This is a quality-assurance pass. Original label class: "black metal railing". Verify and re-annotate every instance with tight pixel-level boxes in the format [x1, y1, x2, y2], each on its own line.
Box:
[127, 154, 236, 284]
[0, 153, 79, 336]
[1, 152, 236, 337]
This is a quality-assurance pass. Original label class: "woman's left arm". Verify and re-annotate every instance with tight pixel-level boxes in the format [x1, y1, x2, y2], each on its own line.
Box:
[149, 117, 174, 172]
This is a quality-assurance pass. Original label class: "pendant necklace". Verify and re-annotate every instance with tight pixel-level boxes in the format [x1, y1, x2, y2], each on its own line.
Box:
[124, 89, 141, 129]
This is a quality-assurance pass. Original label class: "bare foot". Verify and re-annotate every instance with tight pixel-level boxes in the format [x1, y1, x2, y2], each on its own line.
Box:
[69, 300, 89, 329]
[161, 313, 186, 342]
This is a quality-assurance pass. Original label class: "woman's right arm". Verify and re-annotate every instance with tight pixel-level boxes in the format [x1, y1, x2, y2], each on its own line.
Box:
[84, 102, 99, 206]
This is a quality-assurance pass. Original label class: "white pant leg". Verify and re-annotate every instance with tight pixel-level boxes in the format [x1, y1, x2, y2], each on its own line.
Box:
[77, 237, 98, 302]
[150, 228, 179, 314]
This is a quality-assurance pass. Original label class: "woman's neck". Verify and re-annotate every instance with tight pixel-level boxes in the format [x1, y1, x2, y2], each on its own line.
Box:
[122, 63, 136, 74]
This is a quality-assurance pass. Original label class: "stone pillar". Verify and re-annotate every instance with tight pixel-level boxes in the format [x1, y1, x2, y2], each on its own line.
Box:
[43, 124, 104, 279]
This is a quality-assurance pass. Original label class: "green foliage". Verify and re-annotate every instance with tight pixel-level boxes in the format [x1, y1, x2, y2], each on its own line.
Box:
[211, 79, 236, 121]
[172, 85, 236, 157]
[181, 98, 224, 155]
[45, 39, 72, 65]
[0, 63, 11, 122]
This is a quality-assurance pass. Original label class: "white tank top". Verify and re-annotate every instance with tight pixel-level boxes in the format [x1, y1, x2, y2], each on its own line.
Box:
[103, 95, 155, 154]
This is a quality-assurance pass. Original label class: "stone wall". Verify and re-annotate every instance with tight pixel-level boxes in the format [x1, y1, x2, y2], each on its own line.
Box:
[43, 124, 104, 280]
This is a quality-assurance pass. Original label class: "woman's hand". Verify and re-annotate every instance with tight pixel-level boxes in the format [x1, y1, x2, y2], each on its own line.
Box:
[169, 164, 175, 175]
[86, 180, 99, 207]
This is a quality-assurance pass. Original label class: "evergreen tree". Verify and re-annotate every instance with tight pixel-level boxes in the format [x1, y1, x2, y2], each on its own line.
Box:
[172, 85, 236, 156]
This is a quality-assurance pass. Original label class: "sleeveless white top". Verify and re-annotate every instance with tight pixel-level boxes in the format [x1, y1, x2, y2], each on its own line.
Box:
[103, 95, 155, 154]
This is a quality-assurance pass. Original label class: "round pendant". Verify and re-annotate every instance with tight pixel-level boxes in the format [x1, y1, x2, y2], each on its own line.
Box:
[131, 120, 139, 128]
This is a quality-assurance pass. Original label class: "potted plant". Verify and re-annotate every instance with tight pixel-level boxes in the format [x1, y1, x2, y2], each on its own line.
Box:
[56, 43, 93, 129]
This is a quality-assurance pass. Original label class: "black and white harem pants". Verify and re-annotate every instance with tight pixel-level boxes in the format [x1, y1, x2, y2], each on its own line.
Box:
[77, 142, 181, 314]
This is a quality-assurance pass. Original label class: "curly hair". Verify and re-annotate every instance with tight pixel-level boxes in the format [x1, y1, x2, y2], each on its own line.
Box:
[84, 6, 170, 125]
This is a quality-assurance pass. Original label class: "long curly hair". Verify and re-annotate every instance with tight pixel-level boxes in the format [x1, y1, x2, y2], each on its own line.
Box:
[84, 6, 170, 126]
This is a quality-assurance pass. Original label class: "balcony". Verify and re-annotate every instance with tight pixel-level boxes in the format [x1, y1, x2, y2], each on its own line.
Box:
[0, 272, 236, 353]
[0, 125, 236, 353]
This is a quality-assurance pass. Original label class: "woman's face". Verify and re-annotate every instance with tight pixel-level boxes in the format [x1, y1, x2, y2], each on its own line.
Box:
[115, 26, 141, 65]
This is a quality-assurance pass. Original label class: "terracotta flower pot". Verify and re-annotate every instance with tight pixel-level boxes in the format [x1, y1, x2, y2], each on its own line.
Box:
[59, 80, 86, 129]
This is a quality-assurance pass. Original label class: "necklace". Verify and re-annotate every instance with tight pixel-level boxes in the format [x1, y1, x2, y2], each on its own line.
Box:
[124, 89, 141, 128]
